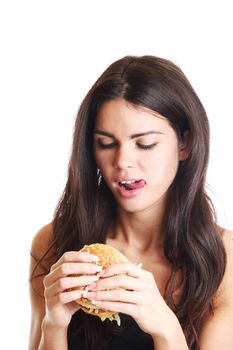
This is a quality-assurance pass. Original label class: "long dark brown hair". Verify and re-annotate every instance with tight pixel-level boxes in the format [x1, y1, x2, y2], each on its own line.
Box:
[32, 55, 226, 349]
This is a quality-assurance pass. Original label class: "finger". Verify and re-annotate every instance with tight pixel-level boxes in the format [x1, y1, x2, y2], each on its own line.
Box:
[44, 262, 102, 287]
[101, 262, 145, 279]
[51, 288, 86, 305]
[87, 274, 144, 292]
[90, 300, 138, 319]
[89, 289, 141, 304]
[45, 274, 100, 299]
[50, 251, 99, 271]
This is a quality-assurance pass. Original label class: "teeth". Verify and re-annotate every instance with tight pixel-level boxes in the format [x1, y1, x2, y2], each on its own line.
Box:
[120, 180, 137, 184]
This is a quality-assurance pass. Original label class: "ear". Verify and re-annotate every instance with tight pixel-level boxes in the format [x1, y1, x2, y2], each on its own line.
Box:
[178, 130, 191, 161]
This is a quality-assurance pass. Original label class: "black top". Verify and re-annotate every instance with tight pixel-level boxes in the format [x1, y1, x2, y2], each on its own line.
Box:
[68, 312, 197, 349]
[68, 313, 154, 350]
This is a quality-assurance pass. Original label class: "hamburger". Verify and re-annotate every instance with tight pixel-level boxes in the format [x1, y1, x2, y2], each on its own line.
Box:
[76, 243, 129, 325]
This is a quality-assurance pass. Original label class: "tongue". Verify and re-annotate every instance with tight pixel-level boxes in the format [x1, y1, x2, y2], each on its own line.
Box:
[125, 180, 145, 190]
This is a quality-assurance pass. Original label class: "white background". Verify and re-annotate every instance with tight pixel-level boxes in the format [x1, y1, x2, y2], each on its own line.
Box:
[1, 0, 232, 348]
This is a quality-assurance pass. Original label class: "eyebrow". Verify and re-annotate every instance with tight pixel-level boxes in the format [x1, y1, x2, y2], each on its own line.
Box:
[93, 130, 164, 139]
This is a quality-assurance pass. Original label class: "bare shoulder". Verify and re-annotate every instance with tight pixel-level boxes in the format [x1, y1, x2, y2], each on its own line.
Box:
[222, 228, 233, 279]
[216, 227, 233, 305]
[29, 223, 55, 349]
[221, 227, 233, 253]
[29, 223, 55, 296]
[221, 227, 233, 275]
[198, 229, 233, 348]
[31, 222, 53, 258]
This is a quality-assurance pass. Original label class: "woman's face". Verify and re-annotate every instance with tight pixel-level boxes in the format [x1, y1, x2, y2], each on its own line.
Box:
[93, 99, 186, 214]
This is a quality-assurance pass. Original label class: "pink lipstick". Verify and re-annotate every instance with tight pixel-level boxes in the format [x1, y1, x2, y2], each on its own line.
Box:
[116, 179, 146, 198]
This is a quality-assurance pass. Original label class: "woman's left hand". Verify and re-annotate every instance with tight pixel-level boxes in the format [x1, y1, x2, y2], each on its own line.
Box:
[85, 262, 177, 337]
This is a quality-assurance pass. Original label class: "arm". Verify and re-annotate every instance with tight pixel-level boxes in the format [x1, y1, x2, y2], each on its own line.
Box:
[28, 224, 69, 350]
[88, 262, 189, 350]
[29, 282, 68, 350]
[38, 323, 68, 350]
[199, 304, 233, 349]
[151, 311, 188, 350]
[28, 224, 102, 350]
[152, 229, 233, 349]
[198, 229, 233, 349]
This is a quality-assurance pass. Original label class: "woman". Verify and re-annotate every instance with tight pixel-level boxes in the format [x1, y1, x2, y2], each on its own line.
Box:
[29, 55, 233, 350]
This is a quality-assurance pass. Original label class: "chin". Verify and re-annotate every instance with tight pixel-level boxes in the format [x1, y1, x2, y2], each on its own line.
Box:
[118, 201, 152, 214]
[117, 196, 166, 214]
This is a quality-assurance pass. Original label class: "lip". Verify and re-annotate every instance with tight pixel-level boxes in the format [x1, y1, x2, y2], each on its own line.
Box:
[113, 177, 146, 198]
[114, 176, 145, 183]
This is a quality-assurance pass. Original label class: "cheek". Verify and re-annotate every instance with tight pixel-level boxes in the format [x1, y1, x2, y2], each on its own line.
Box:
[94, 151, 111, 177]
[142, 148, 179, 184]
[94, 149, 104, 167]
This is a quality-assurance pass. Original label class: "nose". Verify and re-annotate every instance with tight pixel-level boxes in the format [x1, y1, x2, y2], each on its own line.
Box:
[113, 145, 134, 170]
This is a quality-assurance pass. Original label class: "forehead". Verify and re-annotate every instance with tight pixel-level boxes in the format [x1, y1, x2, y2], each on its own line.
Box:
[95, 99, 173, 135]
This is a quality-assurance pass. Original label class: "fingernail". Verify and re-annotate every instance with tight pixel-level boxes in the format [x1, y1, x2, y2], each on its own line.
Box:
[96, 270, 105, 278]
[95, 265, 102, 272]
[90, 254, 99, 262]
[82, 290, 96, 298]
[91, 300, 102, 305]
[87, 282, 97, 290]
[87, 275, 99, 282]
[86, 291, 96, 299]
[81, 290, 88, 298]
[84, 281, 97, 291]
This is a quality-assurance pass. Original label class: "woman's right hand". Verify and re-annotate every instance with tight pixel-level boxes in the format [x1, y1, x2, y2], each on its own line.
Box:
[42, 251, 102, 329]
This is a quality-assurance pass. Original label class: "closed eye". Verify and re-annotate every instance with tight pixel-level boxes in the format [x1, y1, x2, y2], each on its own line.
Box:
[96, 140, 116, 149]
[137, 142, 158, 150]
[96, 140, 158, 150]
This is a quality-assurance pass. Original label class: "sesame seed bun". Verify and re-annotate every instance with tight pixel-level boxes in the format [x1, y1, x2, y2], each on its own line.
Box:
[76, 243, 129, 325]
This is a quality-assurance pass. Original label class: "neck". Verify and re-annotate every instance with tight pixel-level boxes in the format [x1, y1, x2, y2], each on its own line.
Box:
[111, 202, 166, 254]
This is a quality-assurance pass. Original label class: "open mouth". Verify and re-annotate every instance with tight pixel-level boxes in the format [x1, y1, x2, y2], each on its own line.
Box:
[118, 179, 145, 190]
